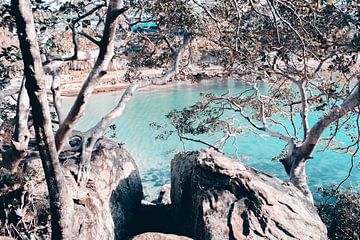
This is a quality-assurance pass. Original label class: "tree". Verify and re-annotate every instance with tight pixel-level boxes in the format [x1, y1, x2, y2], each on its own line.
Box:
[1, 0, 194, 238]
[164, 0, 360, 204]
[3, 0, 360, 237]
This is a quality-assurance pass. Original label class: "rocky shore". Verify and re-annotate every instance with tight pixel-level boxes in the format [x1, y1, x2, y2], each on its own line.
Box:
[1, 138, 327, 239]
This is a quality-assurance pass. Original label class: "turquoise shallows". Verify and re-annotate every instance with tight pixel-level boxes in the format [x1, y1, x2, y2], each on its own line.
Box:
[62, 80, 360, 201]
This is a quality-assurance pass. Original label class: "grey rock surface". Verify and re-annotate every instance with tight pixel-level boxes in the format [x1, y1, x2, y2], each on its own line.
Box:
[61, 138, 143, 239]
[171, 149, 327, 240]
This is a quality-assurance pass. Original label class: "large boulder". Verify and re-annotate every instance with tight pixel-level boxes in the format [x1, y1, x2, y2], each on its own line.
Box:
[1, 138, 143, 240]
[60, 138, 143, 239]
[171, 149, 327, 240]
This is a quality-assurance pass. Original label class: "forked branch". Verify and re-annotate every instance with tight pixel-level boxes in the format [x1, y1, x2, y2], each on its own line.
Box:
[76, 33, 192, 183]
[55, 0, 127, 153]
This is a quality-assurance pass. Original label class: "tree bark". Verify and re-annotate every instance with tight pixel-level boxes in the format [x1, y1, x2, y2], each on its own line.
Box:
[51, 73, 64, 124]
[11, 0, 73, 239]
[281, 84, 360, 203]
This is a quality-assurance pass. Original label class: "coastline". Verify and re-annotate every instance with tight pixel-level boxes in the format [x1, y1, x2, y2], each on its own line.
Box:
[60, 77, 237, 97]
[60, 67, 235, 97]
[61, 83, 130, 96]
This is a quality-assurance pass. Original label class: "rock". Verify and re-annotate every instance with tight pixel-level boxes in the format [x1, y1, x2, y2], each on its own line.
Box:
[0, 237, 15, 240]
[152, 184, 171, 205]
[0, 236, 15, 240]
[132, 232, 193, 240]
[171, 149, 327, 240]
[2, 138, 142, 240]
[61, 138, 143, 240]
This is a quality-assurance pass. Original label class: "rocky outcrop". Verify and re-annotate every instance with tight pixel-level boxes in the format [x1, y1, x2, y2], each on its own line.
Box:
[59, 138, 143, 239]
[171, 149, 327, 240]
[1, 138, 143, 240]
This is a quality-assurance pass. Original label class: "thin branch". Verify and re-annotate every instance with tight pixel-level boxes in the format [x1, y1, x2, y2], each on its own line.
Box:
[181, 135, 222, 153]
[44, 3, 106, 63]
[78, 31, 101, 46]
[325, 113, 360, 203]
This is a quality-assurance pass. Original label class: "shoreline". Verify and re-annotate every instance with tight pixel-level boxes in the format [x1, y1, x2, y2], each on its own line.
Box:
[60, 75, 238, 97]
[61, 83, 130, 96]
[59, 65, 232, 97]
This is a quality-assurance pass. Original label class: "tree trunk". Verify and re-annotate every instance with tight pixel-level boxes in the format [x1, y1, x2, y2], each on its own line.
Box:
[288, 154, 313, 204]
[11, 0, 73, 239]
[281, 144, 314, 204]
[281, 85, 360, 204]
[1, 78, 30, 172]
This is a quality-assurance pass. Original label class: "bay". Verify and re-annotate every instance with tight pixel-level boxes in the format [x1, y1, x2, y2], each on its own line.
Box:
[62, 80, 360, 201]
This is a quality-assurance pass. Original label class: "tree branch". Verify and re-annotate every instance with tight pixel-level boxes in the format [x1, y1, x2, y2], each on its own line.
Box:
[75, 32, 192, 183]
[0, 78, 30, 172]
[300, 83, 360, 156]
[297, 80, 309, 140]
[78, 31, 101, 46]
[51, 72, 64, 124]
[55, 0, 127, 153]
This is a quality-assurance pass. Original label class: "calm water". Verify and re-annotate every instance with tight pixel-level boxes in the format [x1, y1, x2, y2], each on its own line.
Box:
[62, 80, 360, 201]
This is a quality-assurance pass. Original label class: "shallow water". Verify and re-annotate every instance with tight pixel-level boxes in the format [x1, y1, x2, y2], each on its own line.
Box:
[62, 80, 360, 201]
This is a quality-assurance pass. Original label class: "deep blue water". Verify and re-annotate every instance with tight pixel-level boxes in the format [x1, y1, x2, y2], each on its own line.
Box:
[62, 80, 360, 201]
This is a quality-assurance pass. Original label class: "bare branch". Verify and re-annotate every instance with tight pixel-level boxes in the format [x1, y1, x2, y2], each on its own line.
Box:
[45, 3, 106, 63]
[75, 32, 192, 183]
[51, 73, 64, 124]
[180, 135, 222, 153]
[297, 80, 309, 140]
[0, 78, 30, 172]
[301, 83, 360, 156]
[55, 1, 128, 152]
[78, 31, 101, 46]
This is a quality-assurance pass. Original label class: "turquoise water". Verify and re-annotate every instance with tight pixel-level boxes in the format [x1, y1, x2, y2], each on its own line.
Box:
[62, 80, 360, 201]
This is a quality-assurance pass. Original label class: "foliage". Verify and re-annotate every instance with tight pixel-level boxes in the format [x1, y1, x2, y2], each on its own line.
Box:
[317, 186, 360, 240]
[0, 46, 21, 89]
[0, 164, 51, 239]
[0, 2, 14, 28]
[166, 93, 230, 137]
